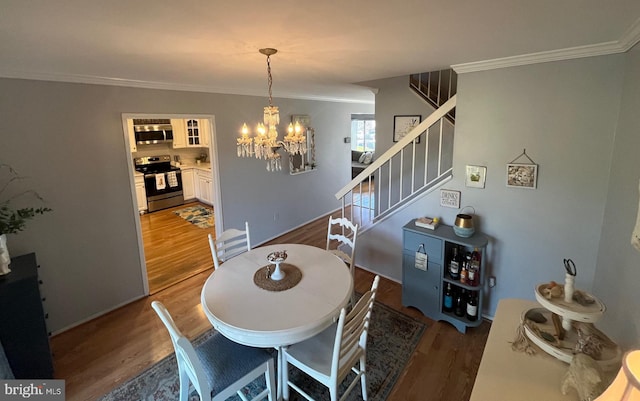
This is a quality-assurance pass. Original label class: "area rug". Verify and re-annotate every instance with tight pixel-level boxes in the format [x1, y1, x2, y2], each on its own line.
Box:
[173, 205, 214, 229]
[98, 300, 425, 401]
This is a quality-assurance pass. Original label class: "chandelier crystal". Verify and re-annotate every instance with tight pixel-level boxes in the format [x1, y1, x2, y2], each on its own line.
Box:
[237, 48, 306, 172]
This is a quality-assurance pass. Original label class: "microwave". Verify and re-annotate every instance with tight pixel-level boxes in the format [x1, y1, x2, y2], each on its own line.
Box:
[134, 123, 174, 145]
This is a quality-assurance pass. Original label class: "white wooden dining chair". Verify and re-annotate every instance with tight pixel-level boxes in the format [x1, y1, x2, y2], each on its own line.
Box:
[326, 216, 358, 305]
[282, 275, 380, 401]
[208, 221, 251, 269]
[151, 301, 275, 401]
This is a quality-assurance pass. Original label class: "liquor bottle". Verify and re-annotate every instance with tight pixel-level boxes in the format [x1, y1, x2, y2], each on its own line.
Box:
[460, 263, 468, 284]
[449, 246, 460, 280]
[443, 283, 453, 313]
[454, 288, 465, 317]
[466, 291, 478, 321]
[469, 248, 481, 286]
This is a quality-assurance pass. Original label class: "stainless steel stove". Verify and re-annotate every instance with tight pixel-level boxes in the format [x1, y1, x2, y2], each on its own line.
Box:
[134, 155, 184, 212]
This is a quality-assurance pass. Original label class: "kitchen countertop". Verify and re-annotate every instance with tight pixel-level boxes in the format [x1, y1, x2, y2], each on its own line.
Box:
[174, 162, 211, 171]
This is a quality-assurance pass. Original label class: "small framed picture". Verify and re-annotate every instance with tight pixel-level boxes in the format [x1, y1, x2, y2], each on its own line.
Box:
[393, 115, 422, 143]
[440, 189, 461, 209]
[465, 165, 487, 188]
[506, 163, 538, 189]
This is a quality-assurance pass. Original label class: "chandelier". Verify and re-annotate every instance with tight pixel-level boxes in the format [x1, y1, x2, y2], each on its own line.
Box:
[237, 48, 307, 172]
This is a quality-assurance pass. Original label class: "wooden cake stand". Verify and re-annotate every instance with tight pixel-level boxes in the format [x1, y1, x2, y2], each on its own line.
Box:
[522, 284, 622, 371]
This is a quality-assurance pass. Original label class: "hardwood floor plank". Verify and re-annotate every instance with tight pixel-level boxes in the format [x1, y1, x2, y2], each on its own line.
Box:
[50, 211, 490, 401]
[140, 201, 215, 293]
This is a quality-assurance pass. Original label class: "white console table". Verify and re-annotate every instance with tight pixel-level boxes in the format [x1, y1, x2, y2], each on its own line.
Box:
[470, 298, 574, 401]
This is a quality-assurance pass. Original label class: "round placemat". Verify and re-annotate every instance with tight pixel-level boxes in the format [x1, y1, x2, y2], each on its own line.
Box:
[253, 263, 302, 291]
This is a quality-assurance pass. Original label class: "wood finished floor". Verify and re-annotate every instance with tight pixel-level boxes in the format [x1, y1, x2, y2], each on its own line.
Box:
[50, 211, 490, 401]
[141, 201, 215, 294]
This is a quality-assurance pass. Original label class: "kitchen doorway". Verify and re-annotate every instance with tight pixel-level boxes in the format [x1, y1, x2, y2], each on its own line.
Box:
[122, 113, 223, 295]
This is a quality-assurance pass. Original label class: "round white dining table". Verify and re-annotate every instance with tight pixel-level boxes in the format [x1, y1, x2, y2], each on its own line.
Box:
[200, 243, 353, 399]
[200, 243, 353, 347]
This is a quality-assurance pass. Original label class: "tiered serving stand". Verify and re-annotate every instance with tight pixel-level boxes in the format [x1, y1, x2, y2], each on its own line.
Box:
[522, 283, 622, 370]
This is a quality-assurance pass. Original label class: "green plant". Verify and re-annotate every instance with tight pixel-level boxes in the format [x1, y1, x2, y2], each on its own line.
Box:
[0, 164, 52, 235]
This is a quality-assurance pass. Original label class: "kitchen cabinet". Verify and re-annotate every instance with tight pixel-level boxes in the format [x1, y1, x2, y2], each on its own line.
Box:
[196, 169, 213, 205]
[172, 118, 209, 148]
[170, 119, 186, 148]
[0, 253, 53, 379]
[134, 174, 147, 213]
[182, 168, 195, 200]
[402, 220, 488, 333]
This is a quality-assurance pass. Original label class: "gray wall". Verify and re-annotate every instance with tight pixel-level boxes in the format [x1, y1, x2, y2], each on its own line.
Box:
[593, 44, 640, 348]
[0, 78, 372, 333]
[357, 53, 639, 349]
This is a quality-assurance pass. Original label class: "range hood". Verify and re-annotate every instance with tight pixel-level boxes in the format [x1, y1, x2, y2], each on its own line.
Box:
[133, 119, 173, 145]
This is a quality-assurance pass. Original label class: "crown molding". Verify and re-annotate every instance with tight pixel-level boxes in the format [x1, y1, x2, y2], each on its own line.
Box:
[0, 69, 374, 104]
[453, 17, 640, 74]
[619, 16, 640, 51]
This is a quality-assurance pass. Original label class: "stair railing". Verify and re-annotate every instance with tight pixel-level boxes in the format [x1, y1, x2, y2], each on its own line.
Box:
[410, 69, 457, 122]
[335, 95, 457, 229]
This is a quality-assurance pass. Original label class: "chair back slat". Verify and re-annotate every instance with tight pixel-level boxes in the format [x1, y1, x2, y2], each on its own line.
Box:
[208, 221, 251, 269]
[331, 275, 379, 377]
[326, 216, 359, 308]
[326, 217, 358, 266]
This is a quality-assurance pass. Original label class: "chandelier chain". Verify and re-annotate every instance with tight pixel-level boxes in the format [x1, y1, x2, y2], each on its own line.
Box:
[266, 55, 274, 107]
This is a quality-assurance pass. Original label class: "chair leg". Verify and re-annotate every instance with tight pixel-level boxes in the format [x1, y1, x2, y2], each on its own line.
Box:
[329, 382, 338, 401]
[266, 359, 276, 401]
[281, 348, 289, 400]
[178, 365, 190, 401]
[360, 355, 368, 401]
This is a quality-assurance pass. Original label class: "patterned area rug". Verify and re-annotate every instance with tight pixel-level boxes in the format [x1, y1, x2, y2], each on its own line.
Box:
[173, 205, 214, 229]
[98, 300, 425, 401]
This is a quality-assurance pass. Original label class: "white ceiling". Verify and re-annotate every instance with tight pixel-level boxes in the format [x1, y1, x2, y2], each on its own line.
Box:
[2, 1, 640, 103]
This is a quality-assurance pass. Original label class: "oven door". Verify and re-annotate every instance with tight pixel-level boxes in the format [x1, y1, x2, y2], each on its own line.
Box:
[144, 171, 184, 212]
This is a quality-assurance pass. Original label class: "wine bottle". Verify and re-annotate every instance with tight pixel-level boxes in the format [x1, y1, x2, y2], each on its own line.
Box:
[454, 288, 465, 317]
[469, 247, 481, 286]
[449, 246, 460, 280]
[443, 283, 453, 313]
[466, 291, 478, 321]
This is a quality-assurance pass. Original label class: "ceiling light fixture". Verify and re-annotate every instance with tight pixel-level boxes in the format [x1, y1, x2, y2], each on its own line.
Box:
[237, 48, 307, 172]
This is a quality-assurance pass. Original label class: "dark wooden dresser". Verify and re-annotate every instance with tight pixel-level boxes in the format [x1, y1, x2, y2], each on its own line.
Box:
[0, 253, 53, 378]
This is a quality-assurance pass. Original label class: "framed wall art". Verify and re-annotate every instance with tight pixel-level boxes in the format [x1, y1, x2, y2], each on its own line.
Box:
[440, 189, 461, 208]
[506, 163, 538, 189]
[393, 115, 422, 143]
[506, 148, 538, 189]
[465, 165, 487, 188]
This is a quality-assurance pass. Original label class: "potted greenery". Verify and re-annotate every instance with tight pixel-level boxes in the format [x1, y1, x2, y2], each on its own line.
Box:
[0, 164, 52, 275]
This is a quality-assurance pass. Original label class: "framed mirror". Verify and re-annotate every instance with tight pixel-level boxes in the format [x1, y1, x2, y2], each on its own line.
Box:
[289, 115, 316, 175]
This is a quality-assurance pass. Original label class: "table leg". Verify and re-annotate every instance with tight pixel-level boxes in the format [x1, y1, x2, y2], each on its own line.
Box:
[275, 345, 291, 401]
[276, 346, 283, 401]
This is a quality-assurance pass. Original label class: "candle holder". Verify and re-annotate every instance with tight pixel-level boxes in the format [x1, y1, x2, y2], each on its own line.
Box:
[267, 251, 287, 281]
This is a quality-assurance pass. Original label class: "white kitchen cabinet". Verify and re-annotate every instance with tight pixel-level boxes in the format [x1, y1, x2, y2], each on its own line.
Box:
[172, 118, 209, 148]
[196, 169, 213, 205]
[170, 119, 186, 148]
[185, 119, 205, 147]
[134, 175, 147, 213]
[182, 168, 195, 200]
[198, 118, 210, 147]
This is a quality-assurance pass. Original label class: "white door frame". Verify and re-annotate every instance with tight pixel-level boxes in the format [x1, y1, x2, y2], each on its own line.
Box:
[121, 113, 223, 295]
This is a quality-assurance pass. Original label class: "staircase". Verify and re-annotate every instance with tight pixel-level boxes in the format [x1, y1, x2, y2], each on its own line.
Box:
[410, 69, 457, 123]
[334, 69, 458, 231]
